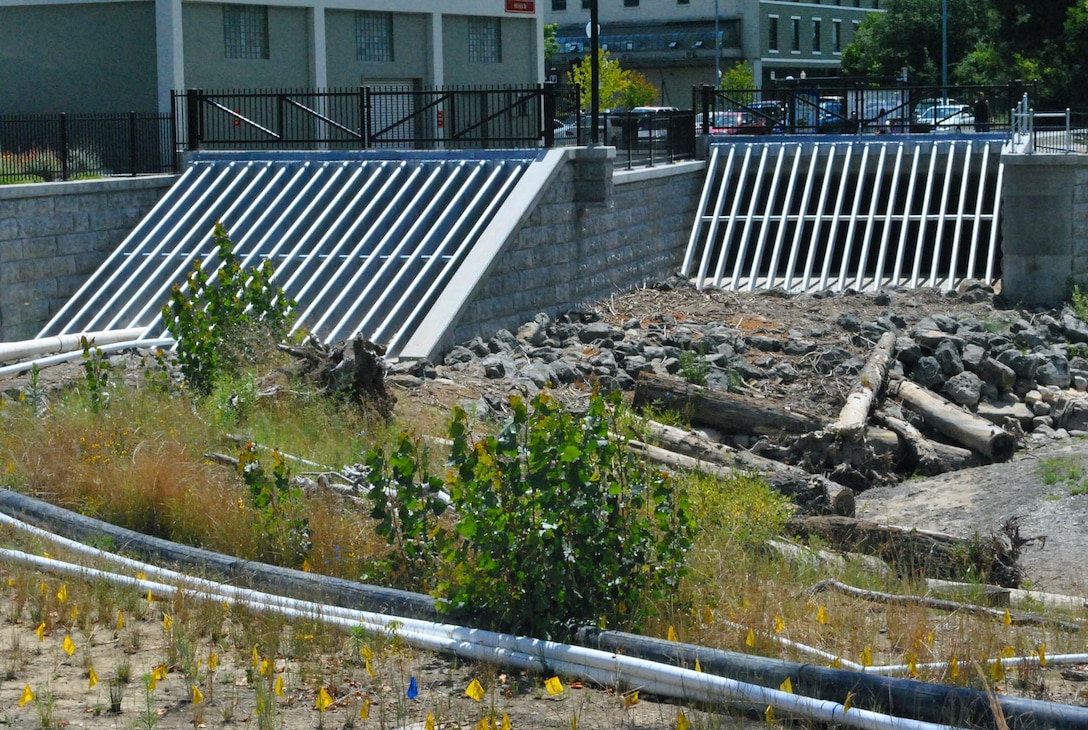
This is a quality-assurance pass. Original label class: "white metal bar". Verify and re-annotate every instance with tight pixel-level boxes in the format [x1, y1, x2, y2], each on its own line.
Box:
[910, 145, 940, 288]
[762, 145, 803, 291]
[854, 143, 888, 292]
[928, 142, 957, 288]
[966, 142, 991, 281]
[802, 145, 837, 292]
[871, 143, 904, 291]
[696, 145, 735, 288]
[729, 146, 771, 290]
[985, 160, 1005, 284]
[819, 144, 853, 291]
[891, 144, 922, 286]
[712, 145, 753, 288]
[837, 144, 870, 291]
[784, 144, 822, 291]
[947, 141, 973, 290]
[744, 145, 786, 291]
[683, 144, 720, 280]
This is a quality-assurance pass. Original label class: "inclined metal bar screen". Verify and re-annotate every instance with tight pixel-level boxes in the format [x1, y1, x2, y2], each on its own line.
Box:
[684, 139, 1005, 293]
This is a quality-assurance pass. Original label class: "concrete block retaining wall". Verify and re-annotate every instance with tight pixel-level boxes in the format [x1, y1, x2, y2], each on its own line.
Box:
[444, 153, 705, 350]
[0, 177, 174, 341]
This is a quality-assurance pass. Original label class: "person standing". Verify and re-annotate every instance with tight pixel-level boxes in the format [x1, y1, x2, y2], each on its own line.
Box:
[973, 92, 991, 132]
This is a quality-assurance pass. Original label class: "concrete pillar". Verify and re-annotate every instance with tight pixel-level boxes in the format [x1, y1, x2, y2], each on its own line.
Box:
[1001, 153, 1088, 307]
[430, 12, 444, 87]
[155, 0, 184, 115]
[309, 2, 328, 88]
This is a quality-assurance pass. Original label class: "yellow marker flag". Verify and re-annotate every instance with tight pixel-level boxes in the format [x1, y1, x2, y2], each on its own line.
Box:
[359, 700, 370, 720]
[69, 605, 79, 621]
[147, 589, 153, 604]
[259, 659, 271, 676]
[116, 610, 125, 630]
[209, 651, 218, 670]
[703, 605, 714, 625]
[274, 675, 284, 697]
[35, 622, 45, 642]
[907, 654, 918, 678]
[829, 657, 842, 669]
[950, 656, 960, 680]
[843, 691, 854, 713]
[764, 705, 775, 724]
[88, 666, 98, 689]
[544, 676, 564, 696]
[501, 712, 511, 730]
[163, 613, 173, 634]
[63, 634, 75, 656]
[667, 625, 678, 642]
[676, 709, 691, 730]
[816, 605, 828, 624]
[474, 716, 489, 730]
[466, 678, 485, 702]
[1003, 609, 1012, 628]
[252, 646, 259, 667]
[56, 584, 67, 603]
[860, 646, 873, 668]
[1038, 643, 1048, 668]
[153, 665, 168, 682]
[192, 685, 204, 705]
[779, 677, 793, 694]
[315, 687, 333, 711]
[694, 658, 702, 673]
[365, 658, 375, 678]
[361, 645, 373, 662]
[137, 571, 146, 581]
[625, 690, 640, 707]
[745, 628, 755, 648]
[426, 712, 435, 730]
[990, 659, 1005, 682]
[774, 615, 785, 634]
[19, 684, 34, 708]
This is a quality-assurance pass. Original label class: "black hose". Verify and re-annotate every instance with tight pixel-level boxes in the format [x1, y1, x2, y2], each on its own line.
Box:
[0, 488, 439, 620]
[576, 628, 1088, 730]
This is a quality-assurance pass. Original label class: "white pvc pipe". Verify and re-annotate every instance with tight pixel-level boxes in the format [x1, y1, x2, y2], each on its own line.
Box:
[0, 534, 964, 730]
[0, 328, 149, 364]
[0, 338, 175, 377]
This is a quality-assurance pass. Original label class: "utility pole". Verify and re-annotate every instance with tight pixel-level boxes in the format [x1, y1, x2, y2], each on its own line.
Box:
[590, 0, 600, 144]
[714, 0, 721, 86]
[941, 0, 948, 93]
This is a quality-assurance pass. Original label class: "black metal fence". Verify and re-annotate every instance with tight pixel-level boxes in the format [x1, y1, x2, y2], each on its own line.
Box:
[174, 85, 563, 151]
[0, 112, 175, 183]
[693, 82, 1036, 136]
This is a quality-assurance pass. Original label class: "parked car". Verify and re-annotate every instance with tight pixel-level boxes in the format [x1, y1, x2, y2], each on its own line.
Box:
[914, 103, 973, 132]
[746, 100, 787, 131]
[632, 106, 680, 141]
[707, 110, 772, 135]
[553, 118, 577, 141]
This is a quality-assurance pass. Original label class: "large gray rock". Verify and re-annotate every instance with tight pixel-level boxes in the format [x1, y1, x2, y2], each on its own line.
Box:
[578, 321, 623, 344]
[1036, 353, 1072, 388]
[943, 371, 983, 407]
[934, 340, 965, 377]
[910, 356, 945, 389]
[481, 354, 518, 379]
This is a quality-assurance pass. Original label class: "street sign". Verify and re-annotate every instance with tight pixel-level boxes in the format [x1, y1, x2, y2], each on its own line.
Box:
[505, 0, 534, 12]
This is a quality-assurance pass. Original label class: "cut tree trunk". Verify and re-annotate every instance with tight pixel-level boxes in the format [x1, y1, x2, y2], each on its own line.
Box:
[888, 378, 1016, 462]
[632, 372, 823, 435]
[827, 330, 897, 440]
[638, 420, 854, 516]
[875, 411, 980, 475]
[787, 515, 1024, 587]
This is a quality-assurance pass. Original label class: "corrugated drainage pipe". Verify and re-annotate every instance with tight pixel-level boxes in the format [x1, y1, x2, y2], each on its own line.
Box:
[0, 546, 965, 730]
[576, 628, 1088, 730]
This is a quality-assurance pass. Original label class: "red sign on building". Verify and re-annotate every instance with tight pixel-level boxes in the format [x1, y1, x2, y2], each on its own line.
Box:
[505, 0, 535, 13]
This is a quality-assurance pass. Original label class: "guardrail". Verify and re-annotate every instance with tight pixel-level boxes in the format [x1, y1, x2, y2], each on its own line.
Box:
[1008, 93, 1088, 154]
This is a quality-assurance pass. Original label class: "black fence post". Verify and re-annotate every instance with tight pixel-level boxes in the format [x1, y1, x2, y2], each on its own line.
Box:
[360, 86, 370, 148]
[59, 112, 69, 181]
[700, 84, 712, 134]
[129, 111, 137, 176]
[186, 89, 202, 151]
[542, 83, 556, 148]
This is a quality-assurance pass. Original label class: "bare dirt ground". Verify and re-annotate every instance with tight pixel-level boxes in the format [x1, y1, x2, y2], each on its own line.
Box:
[2, 284, 1088, 728]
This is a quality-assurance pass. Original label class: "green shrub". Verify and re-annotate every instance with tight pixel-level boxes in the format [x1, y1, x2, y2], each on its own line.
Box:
[236, 443, 311, 569]
[441, 390, 696, 639]
[161, 223, 294, 394]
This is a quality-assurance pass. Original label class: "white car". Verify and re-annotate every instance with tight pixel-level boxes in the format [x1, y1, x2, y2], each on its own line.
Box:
[913, 103, 973, 132]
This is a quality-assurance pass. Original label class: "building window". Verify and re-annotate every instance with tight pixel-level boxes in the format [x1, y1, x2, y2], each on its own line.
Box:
[468, 17, 501, 63]
[582, 0, 591, 7]
[356, 12, 393, 62]
[812, 19, 821, 52]
[791, 17, 800, 52]
[832, 20, 841, 52]
[551, 0, 566, 9]
[768, 15, 779, 52]
[223, 5, 268, 60]
[624, 0, 639, 6]
[678, 0, 690, 4]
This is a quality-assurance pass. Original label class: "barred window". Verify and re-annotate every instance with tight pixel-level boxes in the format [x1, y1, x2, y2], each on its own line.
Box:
[223, 4, 269, 60]
[468, 17, 501, 63]
[356, 11, 393, 62]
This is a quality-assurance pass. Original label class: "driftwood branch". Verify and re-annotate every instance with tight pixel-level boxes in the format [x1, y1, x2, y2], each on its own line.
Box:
[889, 378, 1016, 462]
[828, 330, 897, 439]
[874, 411, 980, 475]
[808, 579, 1082, 632]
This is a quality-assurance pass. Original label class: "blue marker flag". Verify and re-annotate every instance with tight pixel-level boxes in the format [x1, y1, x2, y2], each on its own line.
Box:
[406, 676, 419, 699]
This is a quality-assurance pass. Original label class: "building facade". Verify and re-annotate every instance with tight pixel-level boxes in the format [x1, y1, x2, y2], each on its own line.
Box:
[546, 0, 882, 108]
[0, 0, 544, 114]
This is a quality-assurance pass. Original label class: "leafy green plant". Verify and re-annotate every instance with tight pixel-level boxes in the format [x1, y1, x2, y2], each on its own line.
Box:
[237, 443, 311, 569]
[161, 223, 294, 395]
[677, 348, 709, 386]
[442, 390, 696, 639]
[365, 434, 449, 592]
[1072, 285, 1088, 322]
[80, 338, 112, 413]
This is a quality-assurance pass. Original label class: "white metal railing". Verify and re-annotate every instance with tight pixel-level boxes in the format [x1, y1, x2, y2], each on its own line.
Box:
[685, 139, 1003, 293]
[1007, 93, 1087, 154]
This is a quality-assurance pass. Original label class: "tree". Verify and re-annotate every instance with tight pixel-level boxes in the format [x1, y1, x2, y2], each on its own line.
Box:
[718, 60, 755, 91]
[621, 70, 658, 109]
[567, 50, 655, 112]
[544, 23, 560, 66]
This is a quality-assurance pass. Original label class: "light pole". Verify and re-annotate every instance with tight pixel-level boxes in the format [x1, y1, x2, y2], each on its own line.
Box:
[941, 0, 948, 93]
[714, 0, 721, 86]
[590, 0, 600, 145]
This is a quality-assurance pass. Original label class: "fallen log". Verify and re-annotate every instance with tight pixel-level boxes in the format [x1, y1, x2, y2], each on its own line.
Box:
[628, 440, 835, 515]
[786, 515, 1024, 587]
[874, 411, 980, 475]
[888, 378, 1016, 462]
[638, 420, 854, 516]
[827, 330, 898, 439]
[632, 372, 823, 435]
